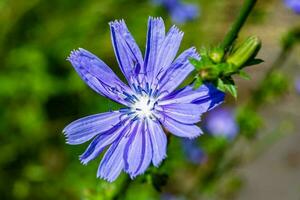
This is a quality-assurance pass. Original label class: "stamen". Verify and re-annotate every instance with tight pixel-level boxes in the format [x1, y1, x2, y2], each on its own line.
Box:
[124, 97, 136, 104]
[132, 115, 139, 121]
[119, 108, 130, 113]
[132, 95, 139, 101]
[153, 89, 159, 97]
[123, 84, 158, 120]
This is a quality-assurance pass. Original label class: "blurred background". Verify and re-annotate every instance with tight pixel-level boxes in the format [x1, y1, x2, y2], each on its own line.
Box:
[0, 0, 299, 199]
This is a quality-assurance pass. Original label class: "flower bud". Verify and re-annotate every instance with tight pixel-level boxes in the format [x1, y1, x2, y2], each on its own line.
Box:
[209, 47, 224, 63]
[227, 36, 261, 69]
[198, 67, 220, 81]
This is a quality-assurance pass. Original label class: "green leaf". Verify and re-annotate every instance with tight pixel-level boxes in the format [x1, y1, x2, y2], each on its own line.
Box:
[238, 70, 251, 80]
[193, 76, 203, 89]
[216, 78, 237, 98]
[189, 58, 200, 69]
[244, 58, 264, 67]
[216, 78, 226, 92]
[225, 84, 238, 98]
[218, 63, 236, 76]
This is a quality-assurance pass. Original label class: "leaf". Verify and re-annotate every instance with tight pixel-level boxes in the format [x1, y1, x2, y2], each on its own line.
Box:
[244, 58, 264, 67]
[225, 84, 238, 99]
[189, 58, 200, 69]
[218, 63, 236, 76]
[216, 78, 226, 92]
[238, 70, 251, 80]
[216, 78, 237, 98]
[193, 76, 203, 89]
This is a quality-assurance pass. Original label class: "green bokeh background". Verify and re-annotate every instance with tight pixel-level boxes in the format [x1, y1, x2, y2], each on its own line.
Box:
[0, 0, 299, 199]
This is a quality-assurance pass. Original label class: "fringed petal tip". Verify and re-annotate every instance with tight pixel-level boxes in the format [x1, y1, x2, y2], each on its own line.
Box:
[67, 49, 78, 62]
[110, 17, 165, 33]
[97, 173, 116, 183]
[62, 122, 74, 135]
[109, 19, 126, 28]
[169, 24, 184, 37]
[68, 48, 80, 59]
[152, 154, 167, 167]
[128, 171, 145, 180]
[79, 156, 89, 165]
[190, 47, 201, 60]
[183, 46, 198, 59]
[189, 129, 204, 139]
[67, 48, 91, 64]
[148, 16, 164, 23]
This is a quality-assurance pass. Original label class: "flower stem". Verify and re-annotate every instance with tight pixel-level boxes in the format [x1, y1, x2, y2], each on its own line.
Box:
[220, 0, 257, 51]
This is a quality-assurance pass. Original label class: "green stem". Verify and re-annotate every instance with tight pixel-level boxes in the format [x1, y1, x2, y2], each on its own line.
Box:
[220, 0, 257, 51]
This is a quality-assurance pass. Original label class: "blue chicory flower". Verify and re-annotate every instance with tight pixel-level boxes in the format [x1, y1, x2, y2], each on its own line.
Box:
[181, 138, 206, 164]
[152, 0, 199, 24]
[204, 107, 238, 140]
[63, 17, 224, 182]
[284, 0, 300, 14]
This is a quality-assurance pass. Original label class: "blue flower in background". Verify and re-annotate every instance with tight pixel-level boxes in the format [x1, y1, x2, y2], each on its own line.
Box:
[181, 138, 206, 164]
[284, 0, 300, 14]
[152, 0, 199, 24]
[161, 193, 186, 200]
[295, 77, 300, 94]
[204, 107, 238, 140]
[63, 17, 224, 182]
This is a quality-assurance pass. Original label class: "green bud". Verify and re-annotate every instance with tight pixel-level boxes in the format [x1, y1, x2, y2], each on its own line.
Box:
[227, 36, 261, 69]
[209, 47, 224, 63]
[198, 67, 220, 81]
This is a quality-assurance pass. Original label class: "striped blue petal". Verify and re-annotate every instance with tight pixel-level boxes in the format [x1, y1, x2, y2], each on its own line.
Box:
[159, 103, 203, 124]
[151, 25, 183, 84]
[159, 84, 225, 112]
[68, 49, 131, 106]
[144, 17, 166, 81]
[160, 115, 203, 139]
[79, 120, 128, 165]
[157, 47, 199, 95]
[63, 111, 122, 145]
[147, 119, 167, 166]
[124, 121, 152, 178]
[97, 121, 137, 182]
[96, 136, 127, 182]
[110, 20, 144, 84]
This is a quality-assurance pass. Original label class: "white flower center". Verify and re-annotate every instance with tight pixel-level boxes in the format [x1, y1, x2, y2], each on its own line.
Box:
[132, 95, 155, 118]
